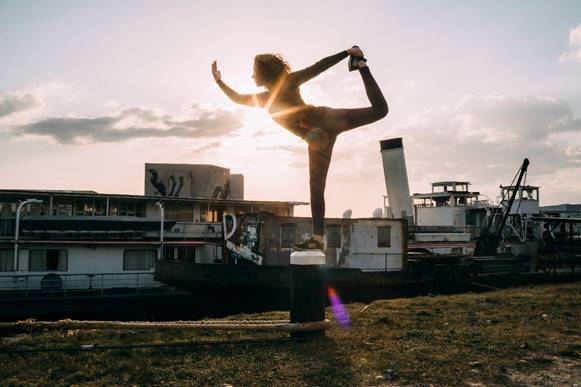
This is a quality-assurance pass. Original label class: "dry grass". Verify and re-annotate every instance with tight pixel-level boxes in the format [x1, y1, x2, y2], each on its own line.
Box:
[1, 282, 581, 386]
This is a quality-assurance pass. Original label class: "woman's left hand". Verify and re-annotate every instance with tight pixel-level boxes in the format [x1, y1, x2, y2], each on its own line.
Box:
[211, 60, 222, 82]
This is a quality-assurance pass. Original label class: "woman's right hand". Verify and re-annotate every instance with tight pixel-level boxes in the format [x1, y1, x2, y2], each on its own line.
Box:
[211, 60, 222, 82]
[347, 46, 364, 57]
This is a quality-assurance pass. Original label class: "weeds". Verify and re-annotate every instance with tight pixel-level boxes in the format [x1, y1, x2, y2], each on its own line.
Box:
[1, 282, 580, 386]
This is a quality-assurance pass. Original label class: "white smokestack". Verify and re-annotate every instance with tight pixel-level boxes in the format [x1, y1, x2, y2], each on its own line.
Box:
[379, 137, 414, 223]
[372, 208, 383, 218]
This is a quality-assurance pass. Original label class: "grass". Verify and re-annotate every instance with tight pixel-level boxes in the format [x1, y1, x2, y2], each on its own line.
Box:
[1, 282, 581, 386]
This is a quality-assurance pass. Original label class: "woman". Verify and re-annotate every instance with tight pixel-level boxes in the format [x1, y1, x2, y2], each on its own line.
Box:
[212, 47, 388, 250]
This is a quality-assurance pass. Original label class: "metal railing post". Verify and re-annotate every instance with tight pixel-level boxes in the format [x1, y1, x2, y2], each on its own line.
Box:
[14, 199, 43, 272]
[385, 253, 388, 272]
[156, 202, 164, 261]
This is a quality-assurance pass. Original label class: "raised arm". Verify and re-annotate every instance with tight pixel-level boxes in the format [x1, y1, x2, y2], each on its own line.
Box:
[212, 61, 269, 107]
[291, 47, 365, 85]
[289, 49, 350, 85]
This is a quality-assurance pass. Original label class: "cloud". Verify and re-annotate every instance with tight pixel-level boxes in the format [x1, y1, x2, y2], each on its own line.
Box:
[323, 94, 581, 203]
[0, 82, 81, 129]
[256, 143, 307, 168]
[256, 144, 305, 156]
[251, 128, 277, 137]
[390, 96, 581, 194]
[0, 92, 40, 118]
[191, 140, 222, 153]
[559, 24, 581, 63]
[287, 160, 308, 169]
[12, 103, 244, 144]
[104, 100, 120, 109]
[400, 95, 581, 156]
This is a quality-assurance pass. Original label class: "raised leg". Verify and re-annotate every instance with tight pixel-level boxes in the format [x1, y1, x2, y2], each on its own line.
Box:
[300, 64, 388, 243]
[321, 66, 388, 134]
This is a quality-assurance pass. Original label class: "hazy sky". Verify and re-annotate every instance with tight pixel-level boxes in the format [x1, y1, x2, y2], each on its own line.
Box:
[1, 0, 581, 217]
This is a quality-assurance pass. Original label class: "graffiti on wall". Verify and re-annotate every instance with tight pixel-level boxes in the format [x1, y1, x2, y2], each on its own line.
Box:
[145, 164, 231, 199]
[147, 168, 193, 198]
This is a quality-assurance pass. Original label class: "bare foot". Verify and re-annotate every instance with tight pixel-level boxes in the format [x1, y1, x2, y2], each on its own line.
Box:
[312, 234, 323, 243]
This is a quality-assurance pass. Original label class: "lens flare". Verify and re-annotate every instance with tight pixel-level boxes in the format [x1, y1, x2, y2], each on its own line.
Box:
[327, 286, 350, 328]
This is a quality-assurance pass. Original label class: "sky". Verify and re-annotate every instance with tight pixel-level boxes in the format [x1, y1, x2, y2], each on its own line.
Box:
[1, 0, 581, 217]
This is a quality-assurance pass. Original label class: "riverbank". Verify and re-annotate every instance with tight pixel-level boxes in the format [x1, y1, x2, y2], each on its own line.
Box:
[1, 282, 580, 385]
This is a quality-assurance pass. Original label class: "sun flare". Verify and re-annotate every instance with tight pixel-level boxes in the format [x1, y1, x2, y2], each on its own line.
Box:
[242, 109, 302, 146]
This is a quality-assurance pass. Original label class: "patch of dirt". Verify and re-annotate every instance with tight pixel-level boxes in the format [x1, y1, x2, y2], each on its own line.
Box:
[509, 356, 581, 386]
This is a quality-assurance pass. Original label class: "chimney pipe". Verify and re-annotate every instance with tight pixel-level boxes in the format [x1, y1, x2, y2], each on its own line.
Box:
[379, 138, 413, 223]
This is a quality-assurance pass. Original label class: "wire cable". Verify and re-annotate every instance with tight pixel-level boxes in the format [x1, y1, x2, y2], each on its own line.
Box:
[0, 319, 331, 333]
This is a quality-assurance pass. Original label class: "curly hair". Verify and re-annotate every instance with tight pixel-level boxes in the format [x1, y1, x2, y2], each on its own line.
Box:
[254, 53, 291, 86]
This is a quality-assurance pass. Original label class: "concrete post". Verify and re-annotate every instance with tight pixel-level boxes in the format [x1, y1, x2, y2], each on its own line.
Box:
[289, 250, 326, 339]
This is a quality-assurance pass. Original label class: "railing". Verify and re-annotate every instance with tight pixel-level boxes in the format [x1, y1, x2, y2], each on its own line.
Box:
[0, 219, 15, 237]
[348, 252, 403, 272]
[413, 203, 483, 208]
[0, 272, 166, 299]
[410, 225, 482, 235]
[18, 230, 147, 240]
[147, 222, 223, 240]
[0, 219, 224, 241]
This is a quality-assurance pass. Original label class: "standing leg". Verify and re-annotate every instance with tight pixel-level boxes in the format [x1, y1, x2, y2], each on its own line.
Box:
[308, 135, 336, 241]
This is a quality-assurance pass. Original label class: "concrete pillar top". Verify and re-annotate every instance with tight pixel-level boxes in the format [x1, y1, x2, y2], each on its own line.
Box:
[290, 251, 325, 265]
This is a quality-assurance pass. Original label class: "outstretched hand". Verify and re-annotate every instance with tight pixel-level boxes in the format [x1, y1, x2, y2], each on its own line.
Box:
[211, 60, 221, 82]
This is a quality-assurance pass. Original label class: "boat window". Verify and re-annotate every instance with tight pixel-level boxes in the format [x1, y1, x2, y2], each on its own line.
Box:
[94, 199, 107, 216]
[207, 208, 220, 222]
[0, 249, 14, 271]
[0, 219, 14, 237]
[177, 246, 196, 262]
[163, 247, 175, 260]
[25, 202, 46, 216]
[109, 201, 145, 217]
[29, 249, 68, 271]
[234, 206, 249, 215]
[523, 189, 538, 200]
[377, 226, 391, 248]
[326, 225, 341, 248]
[74, 200, 89, 216]
[53, 200, 73, 216]
[165, 204, 194, 222]
[0, 202, 17, 217]
[275, 207, 290, 217]
[199, 205, 226, 223]
[280, 224, 297, 248]
[123, 250, 156, 271]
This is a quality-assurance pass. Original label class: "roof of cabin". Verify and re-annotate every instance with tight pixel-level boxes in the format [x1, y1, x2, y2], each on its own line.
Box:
[0, 189, 308, 206]
[431, 181, 471, 186]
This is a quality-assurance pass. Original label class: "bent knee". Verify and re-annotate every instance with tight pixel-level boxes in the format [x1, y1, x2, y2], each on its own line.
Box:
[375, 102, 389, 119]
